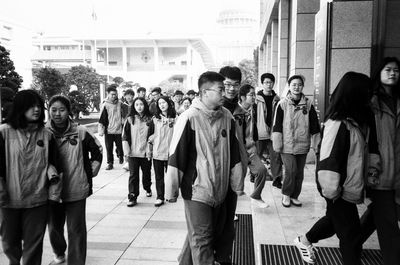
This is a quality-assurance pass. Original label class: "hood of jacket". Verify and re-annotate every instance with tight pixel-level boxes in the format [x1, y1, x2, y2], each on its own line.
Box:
[191, 98, 225, 123]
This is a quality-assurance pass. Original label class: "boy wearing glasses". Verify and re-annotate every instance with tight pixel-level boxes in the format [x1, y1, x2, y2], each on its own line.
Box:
[165, 71, 243, 265]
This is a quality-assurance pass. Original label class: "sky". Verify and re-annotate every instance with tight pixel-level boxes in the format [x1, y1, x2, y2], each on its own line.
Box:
[1, 0, 259, 37]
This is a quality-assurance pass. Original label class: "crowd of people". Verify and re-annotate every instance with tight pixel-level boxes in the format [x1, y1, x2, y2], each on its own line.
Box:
[0, 57, 399, 265]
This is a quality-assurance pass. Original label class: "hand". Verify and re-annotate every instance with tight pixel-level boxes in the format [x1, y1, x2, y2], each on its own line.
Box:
[98, 132, 104, 137]
[367, 168, 380, 187]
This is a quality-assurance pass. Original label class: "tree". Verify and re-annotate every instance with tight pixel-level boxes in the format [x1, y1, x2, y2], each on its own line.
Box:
[113, 76, 124, 86]
[31, 67, 67, 102]
[238, 59, 257, 87]
[158, 80, 185, 97]
[64, 65, 105, 112]
[0, 45, 23, 92]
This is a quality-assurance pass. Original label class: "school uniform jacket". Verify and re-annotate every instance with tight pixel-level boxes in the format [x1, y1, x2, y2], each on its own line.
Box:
[98, 99, 129, 135]
[47, 120, 103, 202]
[255, 90, 280, 140]
[122, 115, 153, 158]
[165, 99, 243, 207]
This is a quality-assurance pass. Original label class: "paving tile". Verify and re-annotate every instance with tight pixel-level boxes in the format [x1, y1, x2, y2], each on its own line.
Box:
[144, 220, 186, 230]
[88, 242, 130, 251]
[116, 260, 178, 265]
[121, 247, 181, 261]
[130, 229, 187, 249]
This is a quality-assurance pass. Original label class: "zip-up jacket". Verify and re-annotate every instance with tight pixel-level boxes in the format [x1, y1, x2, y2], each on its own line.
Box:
[272, 94, 320, 154]
[317, 119, 380, 204]
[47, 120, 102, 201]
[147, 116, 175, 161]
[98, 99, 129, 135]
[165, 99, 243, 207]
[256, 90, 280, 140]
[0, 124, 62, 208]
[122, 115, 153, 158]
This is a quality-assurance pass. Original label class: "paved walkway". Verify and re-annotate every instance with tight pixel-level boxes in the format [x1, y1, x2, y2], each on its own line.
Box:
[0, 136, 379, 265]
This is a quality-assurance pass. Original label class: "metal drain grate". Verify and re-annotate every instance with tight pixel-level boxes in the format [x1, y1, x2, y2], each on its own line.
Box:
[232, 214, 255, 265]
[260, 244, 383, 265]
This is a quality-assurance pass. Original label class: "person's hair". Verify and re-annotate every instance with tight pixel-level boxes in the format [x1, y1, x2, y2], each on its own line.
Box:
[219, 66, 242, 83]
[174, 90, 184, 96]
[325, 72, 372, 126]
[107, 84, 118, 93]
[198, 71, 225, 93]
[49, 95, 71, 113]
[261, 73, 275, 84]
[186, 89, 196, 95]
[7, 89, 45, 129]
[155, 96, 176, 119]
[238, 84, 254, 102]
[287, 75, 305, 85]
[371, 56, 400, 98]
[129, 97, 151, 119]
[124, 89, 135, 97]
[137, 87, 146, 93]
[182, 97, 192, 104]
[151, 87, 162, 94]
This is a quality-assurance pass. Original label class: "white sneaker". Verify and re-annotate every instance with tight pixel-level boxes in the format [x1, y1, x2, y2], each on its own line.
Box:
[291, 198, 302, 207]
[282, 195, 291, 207]
[294, 236, 316, 264]
[154, 199, 164, 207]
[251, 198, 269, 208]
[234, 215, 239, 221]
[49, 254, 65, 264]
[122, 162, 129, 171]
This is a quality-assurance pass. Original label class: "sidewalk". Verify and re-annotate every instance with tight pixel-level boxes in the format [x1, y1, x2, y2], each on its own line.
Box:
[0, 143, 379, 264]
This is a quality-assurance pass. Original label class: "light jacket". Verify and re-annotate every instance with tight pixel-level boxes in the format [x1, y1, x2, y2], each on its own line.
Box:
[370, 91, 400, 190]
[165, 99, 243, 207]
[272, 94, 320, 154]
[317, 119, 379, 204]
[122, 115, 153, 158]
[98, 99, 129, 135]
[0, 124, 62, 208]
[147, 115, 175, 161]
[255, 90, 280, 140]
[47, 120, 103, 202]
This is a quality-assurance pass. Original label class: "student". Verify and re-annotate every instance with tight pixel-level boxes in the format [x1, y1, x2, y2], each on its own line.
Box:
[294, 72, 380, 265]
[122, 97, 154, 207]
[147, 96, 176, 207]
[178, 97, 192, 114]
[47, 95, 103, 265]
[149, 87, 162, 115]
[256, 73, 283, 189]
[0, 90, 62, 265]
[272, 75, 320, 207]
[122, 89, 135, 171]
[186, 89, 196, 100]
[172, 90, 184, 113]
[137, 86, 146, 99]
[98, 84, 128, 170]
[165, 71, 243, 265]
[359, 57, 400, 265]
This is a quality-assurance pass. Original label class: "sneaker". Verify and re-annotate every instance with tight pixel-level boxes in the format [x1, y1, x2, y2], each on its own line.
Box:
[122, 162, 129, 171]
[294, 236, 316, 264]
[291, 198, 302, 207]
[146, 191, 152, 197]
[272, 179, 282, 189]
[251, 198, 269, 208]
[234, 215, 239, 221]
[49, 254, 65, 264]
[154, 199, 164, 207]
[127, 199, 137, 207]
[105, 164, 113, 170]
[119, 156, 124, 164]
[282, 195, 291, 207]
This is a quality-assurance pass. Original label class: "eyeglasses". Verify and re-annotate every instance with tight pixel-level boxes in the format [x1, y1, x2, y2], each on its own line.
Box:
[246, 93, 256, 97]
[223, 82, 240, 89]
[263, 81, 274, 85]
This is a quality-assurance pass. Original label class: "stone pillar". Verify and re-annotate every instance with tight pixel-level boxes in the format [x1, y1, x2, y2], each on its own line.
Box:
[277, 0, 290, 95]
[122, 46, 127, 78]
[154, 46, 159, 71]
[266, 34, 272, 73]
[270, 20, 279, 77]
[383, 0, 400, 59]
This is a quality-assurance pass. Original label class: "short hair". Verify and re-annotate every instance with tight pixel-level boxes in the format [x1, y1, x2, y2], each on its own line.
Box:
[7, 89, 45, 129]
[238, 84, 255, 99]
[198, 71, 225, 93]
[124, 89, 135, 97]
[261, 73, 275, 84]
[137, 87, 146, 93]
[151, 87, 162, 94]
[287, 75, 305, 85]
[49, 95, 71, 113]
[174, 90, 184, 96]
[155, 96, 176, 119]
[219, 66, 242, 83]
[186, 89, 196, 95]
[107, 84, 118, 93]
[182, 97, 192, 104]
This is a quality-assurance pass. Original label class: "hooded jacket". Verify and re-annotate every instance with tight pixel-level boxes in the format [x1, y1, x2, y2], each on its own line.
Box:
[98, 98, 129, 135]
[255, 90, 280, 140]
[122, 115, 153, 158]
[46, 120, 103, 201]
[147, 115, 175, 161]
[165, 99, 243, 207]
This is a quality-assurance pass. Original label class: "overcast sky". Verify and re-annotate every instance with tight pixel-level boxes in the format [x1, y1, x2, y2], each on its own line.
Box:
[1, 0, 259, 37]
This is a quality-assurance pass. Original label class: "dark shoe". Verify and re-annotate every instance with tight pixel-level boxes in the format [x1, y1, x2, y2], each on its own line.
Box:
[105, 164, 113, 170]
[127, 199, 137, 207]
[250, 173, 255, 183]
[272, 179, 282, 189]
[146, 191, 152, 197]
[119, 156, 124, 164]
[154, 199, 164, 207]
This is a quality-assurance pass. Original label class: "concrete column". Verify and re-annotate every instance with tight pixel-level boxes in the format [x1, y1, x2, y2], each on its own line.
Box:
[266, 33, 272, 72]
[91, 41, 97, 69]
[383, 0, 400, 59]
[122, 46, 127, 78]
[154, 46, 159, 71]
[270, 20, 279, 77]
[277, 0, 290, 95]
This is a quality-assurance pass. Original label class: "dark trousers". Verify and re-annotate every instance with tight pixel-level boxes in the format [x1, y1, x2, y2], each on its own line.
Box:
[359, 190, 400, 265]
[128, 157, 152, 198]
[248, 153, 268, 199]
[281, 153, 307, 199]
[258, 140, 282, 180]
[0, 205, 48, 265]
[153, 159, 167, 200]
[104, 133, 123, 165]
[306, 198, 361, 265]
[48, 199, 87, 265]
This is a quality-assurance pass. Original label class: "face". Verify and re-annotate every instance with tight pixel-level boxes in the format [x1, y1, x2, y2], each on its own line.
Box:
[380, 62, 399, 87]
[151, 92, 160, 101]
[125, 94, 134, 105]
[242, 88, 256, 106]
[158, 98, 169, 112]
[262, 78, 274, 93]
[188, 94, 195, 100]
[108, 91, 118, 101]
[24, 104, 41, 123]
[49, 101, 69, 126]
[203, 81, 225, 109]
[174, 94, 183, 103]
[289, 78, 304, 96]
[138, 91, 146, 98]
[182, 99, 191, 109]
[134, 99, 145, 114]
[223, 78, 241, 99]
